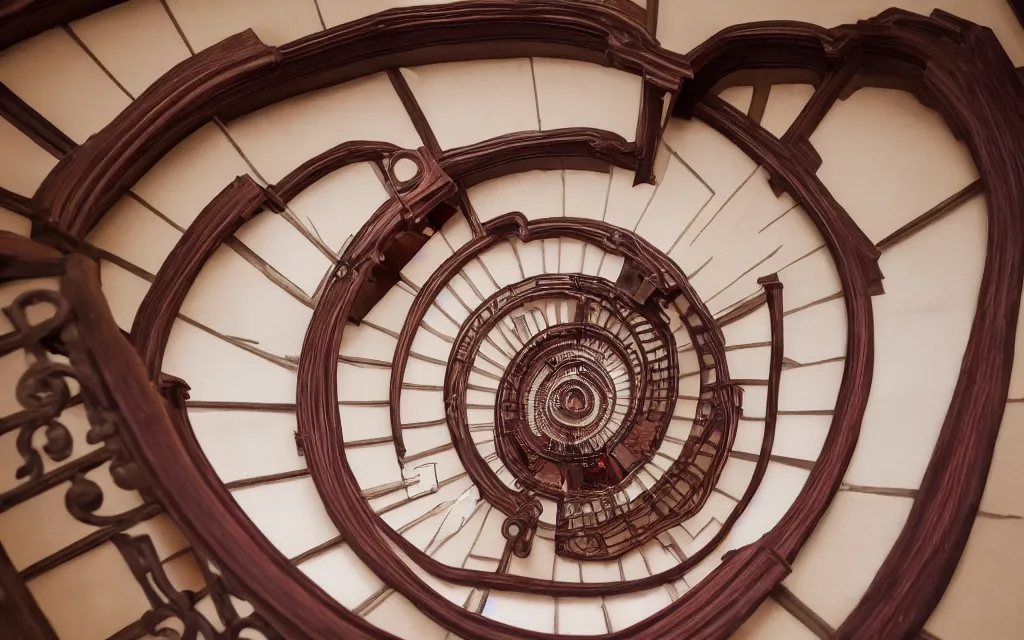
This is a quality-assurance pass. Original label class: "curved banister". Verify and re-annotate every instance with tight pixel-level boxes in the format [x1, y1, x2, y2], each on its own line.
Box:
[61, 253, 388, 639]
[33, 0, 689, 238]
[0, 5, 1019, 639]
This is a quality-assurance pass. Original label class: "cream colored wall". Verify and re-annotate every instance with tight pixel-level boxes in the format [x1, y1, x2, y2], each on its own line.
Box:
[0, 0, 1021, 638]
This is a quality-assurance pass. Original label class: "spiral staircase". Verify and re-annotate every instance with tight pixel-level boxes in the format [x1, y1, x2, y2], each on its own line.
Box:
[0, 1, 1022, 639]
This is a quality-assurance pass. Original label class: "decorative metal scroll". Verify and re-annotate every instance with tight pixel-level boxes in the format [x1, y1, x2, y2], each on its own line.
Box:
[0, 284, 282, 640]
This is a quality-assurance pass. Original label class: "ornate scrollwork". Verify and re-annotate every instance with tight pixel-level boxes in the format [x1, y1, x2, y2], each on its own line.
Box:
[64, 473, 154, 527]
[0, 278, 284, 640]
[0, 290, 75, 482]
[113, 534, 283, 640]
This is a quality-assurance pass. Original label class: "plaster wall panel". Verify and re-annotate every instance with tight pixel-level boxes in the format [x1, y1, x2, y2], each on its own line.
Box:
[379, 477, 475, 535]
[87, 194, 182, 275]
[533, 58, 642, 140]
[978, 403, 1024, 519]
[363, 285, 417, 334]
[468, 169, 563, 223]
[662, 118, 758, 254]
[347, 442, 404, 492]
[634, 152, 713, 253]
[720, 304, 771, 346]
[131, 123, 255, 229]
[727, 462, 810, 548]
[190, 410, 305, 484]
[784, 492, 913, 628]
[401, 59, 538, 150]
[812, 87, 978, 243]
[603, 167, 656, 232]
[163, 0, 322, 51]
[776, 246, 842, 313]
[429, 503, 489, 569]
[483, 591, 556, 633]
[732, 599, 820, 640]
[339, 322, 398, 362]
[402, 424, 452, 458]
[0, 29, 130, 143]
[923, 517, 1024, 639]
[0, 117, 58, 196]
[231, 476, 340, 559]
[605, 588, 673, 631]
[234, 212, 333, 296]
[478, 241, 526, 287]
[27, 544, 151, 640]
[777, 360, 843, 413]
[70, 0, 190, 97]
[338, 405, 394, 442]
[1007, 280, 1024, 401]
[717, 85, 754, 115]
[759, 84, 815, 138]
[364, 592, 449, 639]
[162, 320, 298, 403]
[731, 419, 766, 455]
[723, 344, 770, 380]
[471, 507, 509, 560]
[783, 297, 847, 364]
[564, 170, 612, 220]
[180, 245, 313, 358]
[581, 559, 622, 583]
[845, 198, 986, 489]
[296, 543, 385, 609]
[772, 414, 831, 463]
[286, 162, 390, 255]
[227, 74, 421, 183]
[558, 598, 607, 634]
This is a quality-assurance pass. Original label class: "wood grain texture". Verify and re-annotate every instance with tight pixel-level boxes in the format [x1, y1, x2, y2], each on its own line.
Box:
[130, 175, 267, 374]
[0, 186, 34, 218]
[875, 179, 984, 251]
[34, 30, 282, 237]
[694, 93, 875, 590]
[299, 250, 788, 638]
[835, 16, 1024, 639]
[0, 230, 64, 281]
[267, 0, 688, 100]
[633, 81, 665, 185]
[0, 82, 75, 158]
[272, 141, 399, 204]
[3, 4, 1020, 639]
[63, 254, 391, 640]
[387, 69, 440, 156]
[299, 210, 763, 601]
[32, 1, 687, 238]
[765, 52, 860, 194]
[438, 128, 636, 186]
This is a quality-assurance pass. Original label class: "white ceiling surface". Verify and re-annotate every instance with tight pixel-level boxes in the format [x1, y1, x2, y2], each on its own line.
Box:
[0, 1, 1022, 639]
